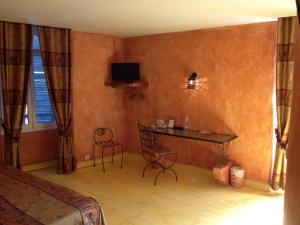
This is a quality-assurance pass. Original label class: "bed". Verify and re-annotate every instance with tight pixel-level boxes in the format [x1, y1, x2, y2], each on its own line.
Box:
[0, 167, 106, 225]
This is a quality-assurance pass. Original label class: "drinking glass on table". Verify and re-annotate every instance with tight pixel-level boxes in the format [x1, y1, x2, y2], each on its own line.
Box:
[156, 119, 164, 128]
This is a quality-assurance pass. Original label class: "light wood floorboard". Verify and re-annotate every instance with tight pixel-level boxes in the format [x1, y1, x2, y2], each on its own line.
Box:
[31, 153, 284, 225]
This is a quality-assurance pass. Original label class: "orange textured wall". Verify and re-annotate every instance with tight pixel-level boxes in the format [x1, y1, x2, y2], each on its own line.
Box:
[21, 130, 59, 166]
[124, 22, 277, 182]
[0, 130, 59, 166]
[72, 31, 127, 162]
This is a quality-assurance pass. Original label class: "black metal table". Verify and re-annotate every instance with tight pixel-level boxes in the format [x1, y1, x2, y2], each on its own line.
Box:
[146, 127, 238, 165]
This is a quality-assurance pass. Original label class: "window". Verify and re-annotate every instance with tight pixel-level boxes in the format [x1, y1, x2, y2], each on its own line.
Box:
[0, 26, 54, 133]
[24, 26, 56, 131]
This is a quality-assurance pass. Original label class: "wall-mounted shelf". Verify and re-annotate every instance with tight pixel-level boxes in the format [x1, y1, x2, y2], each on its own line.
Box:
[104, 80, 146, 89]
[104, 80, 147, 100]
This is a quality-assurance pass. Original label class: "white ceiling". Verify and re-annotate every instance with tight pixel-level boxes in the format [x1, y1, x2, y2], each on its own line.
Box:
[0, 0, 297, 37]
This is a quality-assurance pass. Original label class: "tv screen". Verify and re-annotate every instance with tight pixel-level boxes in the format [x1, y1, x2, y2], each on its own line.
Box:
[111, 63, 140, 82]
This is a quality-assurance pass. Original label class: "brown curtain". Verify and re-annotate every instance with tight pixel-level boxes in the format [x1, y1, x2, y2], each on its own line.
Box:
[272, 17, 296, 190]
[297, 0, 300, 23]
[38, 26, 76, 173]
[0, 22, 33, 168]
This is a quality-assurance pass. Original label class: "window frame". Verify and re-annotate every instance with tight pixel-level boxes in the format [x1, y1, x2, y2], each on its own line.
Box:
[0, 40, 56, 134]
[22, 48, 56, 133]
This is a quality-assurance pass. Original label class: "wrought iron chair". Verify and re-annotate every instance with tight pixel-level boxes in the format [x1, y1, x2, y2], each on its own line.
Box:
[93, 128, 124, 172]
[138, 122, 178, 185]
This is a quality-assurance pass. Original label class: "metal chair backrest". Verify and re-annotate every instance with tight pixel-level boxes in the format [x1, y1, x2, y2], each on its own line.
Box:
[138, 122, 158, 152]
[94, 128, 113, 144]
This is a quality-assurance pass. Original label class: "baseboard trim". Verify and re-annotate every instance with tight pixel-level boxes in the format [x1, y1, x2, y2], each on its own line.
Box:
[176, 161, 271, 192]
[197, 167, 271, 192]
[22, 155, 121, 172]
[77, 160, 94, 169]
[22, 153, 271, 192]
[22, 160, 58, 172]
[77, 154, 123, 169]
[243, 179, 272, 192]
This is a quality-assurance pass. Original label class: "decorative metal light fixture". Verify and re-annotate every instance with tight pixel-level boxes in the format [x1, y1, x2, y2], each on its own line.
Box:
[187, 72, 197, 89]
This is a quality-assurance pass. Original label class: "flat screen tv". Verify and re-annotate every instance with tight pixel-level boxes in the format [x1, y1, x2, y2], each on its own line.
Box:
[111, 63, 140, 82]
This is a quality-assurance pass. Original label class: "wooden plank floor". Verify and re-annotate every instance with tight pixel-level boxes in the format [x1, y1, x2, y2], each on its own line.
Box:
[31, 153, 284, 225]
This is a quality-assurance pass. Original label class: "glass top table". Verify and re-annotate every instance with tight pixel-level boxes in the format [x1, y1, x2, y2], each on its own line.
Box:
[146, 127, 238, 165]
[148, 127, 237, 144]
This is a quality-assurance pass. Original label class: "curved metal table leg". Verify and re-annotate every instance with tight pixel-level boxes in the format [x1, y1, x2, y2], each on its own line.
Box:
[216, 142, 230, 166]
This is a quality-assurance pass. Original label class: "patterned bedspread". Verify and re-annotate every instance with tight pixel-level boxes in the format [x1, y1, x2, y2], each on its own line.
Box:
[0, 167, 106, 225]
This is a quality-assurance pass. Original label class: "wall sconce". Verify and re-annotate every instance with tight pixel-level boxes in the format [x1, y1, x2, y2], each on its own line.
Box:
[187, 72, 197, 89]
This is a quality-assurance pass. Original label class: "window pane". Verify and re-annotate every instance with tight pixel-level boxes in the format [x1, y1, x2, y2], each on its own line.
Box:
[24, 104, 29, 125]
[33, 27, 55, 124]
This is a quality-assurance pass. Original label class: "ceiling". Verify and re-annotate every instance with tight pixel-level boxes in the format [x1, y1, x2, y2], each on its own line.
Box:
[0, 0, 297, 37]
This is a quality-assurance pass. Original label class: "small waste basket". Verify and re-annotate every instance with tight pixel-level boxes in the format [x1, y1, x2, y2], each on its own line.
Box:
[230, 166, 245, 188]
[213, 162, 233, 186]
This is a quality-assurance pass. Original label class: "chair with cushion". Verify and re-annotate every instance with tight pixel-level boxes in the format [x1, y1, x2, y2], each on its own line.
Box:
[138, 122, 178, 185]
[93, 128, 124, 172]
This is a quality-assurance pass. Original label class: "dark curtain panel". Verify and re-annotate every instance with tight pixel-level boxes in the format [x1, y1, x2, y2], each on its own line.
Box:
[272, 17, 296, 190]
[0, 22, 33, 168]
[297, 0, 300, 23]
[38, 26, 76, 173]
